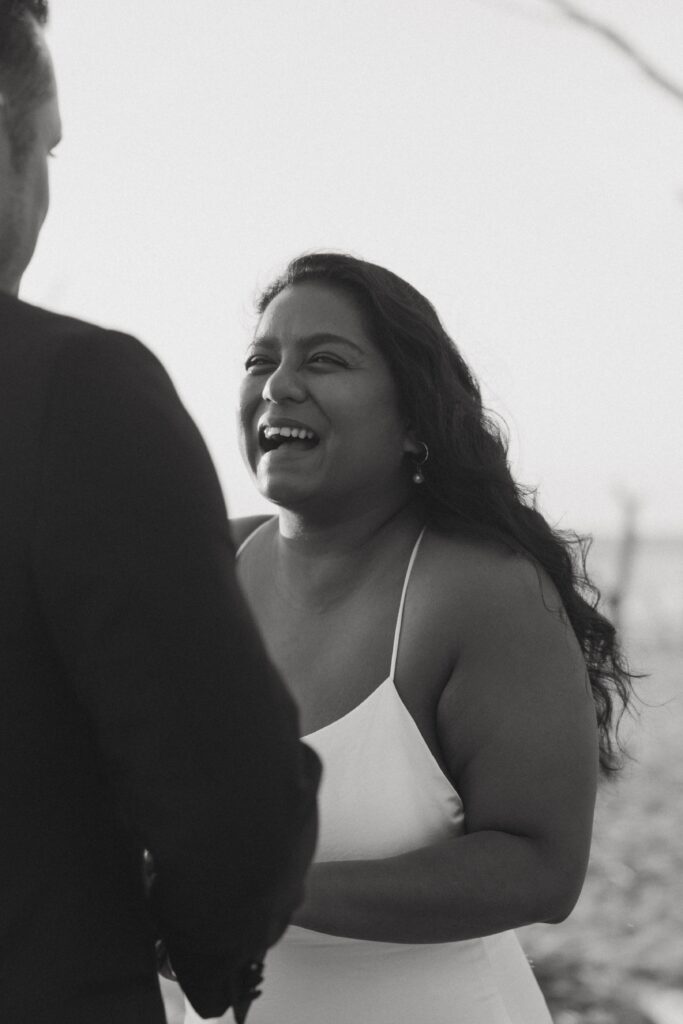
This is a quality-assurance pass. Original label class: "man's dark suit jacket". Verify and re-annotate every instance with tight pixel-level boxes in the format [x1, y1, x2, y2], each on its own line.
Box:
[0, 293, 320, 1024]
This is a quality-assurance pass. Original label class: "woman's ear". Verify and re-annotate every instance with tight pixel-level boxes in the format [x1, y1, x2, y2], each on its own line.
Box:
[403, 424, 421, 457]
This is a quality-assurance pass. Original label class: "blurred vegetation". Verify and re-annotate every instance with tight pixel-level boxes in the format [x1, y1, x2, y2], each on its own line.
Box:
[520, 642, 683, 1022]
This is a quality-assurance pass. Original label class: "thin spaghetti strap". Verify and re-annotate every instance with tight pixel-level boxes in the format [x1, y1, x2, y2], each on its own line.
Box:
[389, 527, 426, 681]
[235, 517, 275, 559]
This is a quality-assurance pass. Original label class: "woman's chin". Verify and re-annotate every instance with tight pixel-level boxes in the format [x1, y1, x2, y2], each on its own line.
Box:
[256, 476, 314, 510]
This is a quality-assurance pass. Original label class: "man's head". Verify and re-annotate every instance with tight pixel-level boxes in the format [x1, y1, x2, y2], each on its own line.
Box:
[0, 0, 60, 295]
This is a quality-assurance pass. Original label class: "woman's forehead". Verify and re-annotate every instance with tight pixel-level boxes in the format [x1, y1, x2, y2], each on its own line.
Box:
[256, 282, 371, 342]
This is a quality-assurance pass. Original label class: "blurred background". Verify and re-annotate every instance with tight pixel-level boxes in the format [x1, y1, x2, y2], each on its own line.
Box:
[26, 2, 683, 1021]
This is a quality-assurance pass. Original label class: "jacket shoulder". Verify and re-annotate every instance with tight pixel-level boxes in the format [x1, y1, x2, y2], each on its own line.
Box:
[0, 294, 159, 369]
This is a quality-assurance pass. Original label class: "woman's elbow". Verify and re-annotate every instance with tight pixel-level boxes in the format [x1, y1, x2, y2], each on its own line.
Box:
[536, 867, 586, 925]
[542, 901, 576, 925]
[526, 843, 588, 926]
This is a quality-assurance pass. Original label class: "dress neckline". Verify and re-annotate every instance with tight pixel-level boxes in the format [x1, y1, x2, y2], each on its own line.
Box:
[302, 676, 392, 740]
[304, 675, 461, 801]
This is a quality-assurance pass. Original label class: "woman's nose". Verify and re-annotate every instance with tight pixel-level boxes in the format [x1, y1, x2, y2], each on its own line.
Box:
[262, 362, 307, 404]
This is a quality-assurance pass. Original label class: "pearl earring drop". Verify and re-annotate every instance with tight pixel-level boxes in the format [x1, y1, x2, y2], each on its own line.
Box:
[411, 442, 429, 485]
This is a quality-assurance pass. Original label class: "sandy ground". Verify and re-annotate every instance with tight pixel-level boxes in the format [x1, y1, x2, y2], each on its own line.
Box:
[520, 640, 683, 1023]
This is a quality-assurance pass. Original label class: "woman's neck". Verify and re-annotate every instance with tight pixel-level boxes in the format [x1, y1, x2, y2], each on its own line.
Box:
[271, 498, 422, 608]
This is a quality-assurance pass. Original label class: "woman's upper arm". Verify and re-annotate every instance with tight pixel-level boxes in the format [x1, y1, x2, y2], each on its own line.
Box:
[437, 553, 598, 903]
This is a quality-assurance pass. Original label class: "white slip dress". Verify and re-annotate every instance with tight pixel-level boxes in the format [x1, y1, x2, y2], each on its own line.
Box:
[183, 524, 553, 1024]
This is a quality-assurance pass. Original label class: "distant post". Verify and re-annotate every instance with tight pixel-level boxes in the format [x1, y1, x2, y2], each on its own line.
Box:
[607, 490, 640, 634]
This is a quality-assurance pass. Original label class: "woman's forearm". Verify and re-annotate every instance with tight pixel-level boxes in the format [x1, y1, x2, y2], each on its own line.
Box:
[291, 831, 582, 943]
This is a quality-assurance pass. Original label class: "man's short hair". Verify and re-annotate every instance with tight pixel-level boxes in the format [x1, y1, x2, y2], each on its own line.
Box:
[0, 1, 51, 169]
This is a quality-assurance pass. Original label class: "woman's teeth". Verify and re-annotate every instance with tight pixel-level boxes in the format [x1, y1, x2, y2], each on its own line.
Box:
[263, 426, 316, 441]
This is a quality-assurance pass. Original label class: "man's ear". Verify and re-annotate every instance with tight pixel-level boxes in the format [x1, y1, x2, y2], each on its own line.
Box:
[0, 97, 11, 175]
[0, 93, 10, 145]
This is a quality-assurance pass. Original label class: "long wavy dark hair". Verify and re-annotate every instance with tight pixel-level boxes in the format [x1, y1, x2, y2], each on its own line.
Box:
[257, 251, 637, 775]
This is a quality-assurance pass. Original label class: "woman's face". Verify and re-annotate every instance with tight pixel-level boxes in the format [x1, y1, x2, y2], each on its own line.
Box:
[239, 282, 416, 515]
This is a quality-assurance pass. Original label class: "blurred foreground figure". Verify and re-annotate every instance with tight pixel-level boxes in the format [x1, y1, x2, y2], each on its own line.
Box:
[184, 252, 637, 1024]
[0, 5, 320, 1022]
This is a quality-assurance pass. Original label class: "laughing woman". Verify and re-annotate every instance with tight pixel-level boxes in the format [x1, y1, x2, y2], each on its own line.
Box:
[184, 253, 635, 1024]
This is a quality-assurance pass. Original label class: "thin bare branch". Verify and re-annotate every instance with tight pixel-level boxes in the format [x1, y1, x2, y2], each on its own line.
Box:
[546, 0, 683, 106]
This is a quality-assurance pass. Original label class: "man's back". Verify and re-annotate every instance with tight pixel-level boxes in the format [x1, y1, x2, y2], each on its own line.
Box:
[0, 293, 319, 1023]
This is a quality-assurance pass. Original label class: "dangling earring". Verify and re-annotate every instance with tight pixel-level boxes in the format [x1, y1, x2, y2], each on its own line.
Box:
[411, 442, 429, 484]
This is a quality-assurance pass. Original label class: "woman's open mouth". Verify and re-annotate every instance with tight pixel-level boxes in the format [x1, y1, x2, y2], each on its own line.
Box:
[258, 424, 320, 454]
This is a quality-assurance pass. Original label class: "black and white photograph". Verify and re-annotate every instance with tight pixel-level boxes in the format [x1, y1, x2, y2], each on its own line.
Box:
[2, 2, 682, 1022]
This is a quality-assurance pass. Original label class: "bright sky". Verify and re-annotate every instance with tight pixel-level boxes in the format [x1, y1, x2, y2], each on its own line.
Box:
[23, 0, 683, 536]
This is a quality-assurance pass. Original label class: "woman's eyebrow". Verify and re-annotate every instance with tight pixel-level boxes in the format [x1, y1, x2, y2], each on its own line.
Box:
[253, 333, 365, 356]
[302, 333, 365, 356]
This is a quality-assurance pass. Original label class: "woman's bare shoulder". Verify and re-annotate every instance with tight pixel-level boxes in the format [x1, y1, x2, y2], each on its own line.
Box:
[430, 529, 593, 789]
[423, 527, 567, 631]
[229, 514, 273, 549]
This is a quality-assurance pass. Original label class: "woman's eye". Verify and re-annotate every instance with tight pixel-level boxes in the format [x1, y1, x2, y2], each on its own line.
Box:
[309, 353, 346, 367]
[244, 356, 275, 373]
